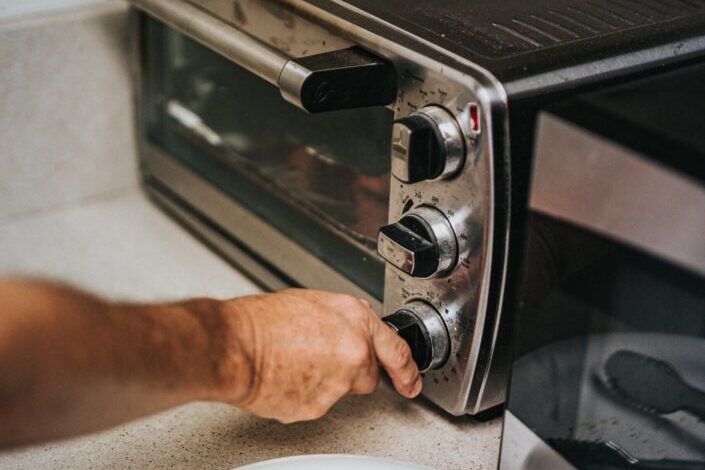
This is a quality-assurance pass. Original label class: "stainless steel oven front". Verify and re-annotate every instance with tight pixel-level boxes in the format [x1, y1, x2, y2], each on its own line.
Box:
[130, 0, 509, 416]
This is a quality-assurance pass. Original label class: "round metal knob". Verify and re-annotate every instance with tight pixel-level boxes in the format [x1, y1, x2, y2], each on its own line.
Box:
[383, 300, 450, 372]
[391, 105, 466, 184]
[377, 206, 458, 278]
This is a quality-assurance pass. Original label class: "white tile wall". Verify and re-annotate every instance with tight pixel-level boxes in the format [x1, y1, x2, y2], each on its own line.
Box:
[0, 0, 112, 20]
[0, 188, 260, 302]
[0, 1, 137, 222]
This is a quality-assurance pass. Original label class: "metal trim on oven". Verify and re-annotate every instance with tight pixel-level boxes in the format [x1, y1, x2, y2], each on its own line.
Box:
[147, 184, 293, 292]
[131, 0, 387, 114]
[531, 114, 705, 277]
[130, 0, 288, 86]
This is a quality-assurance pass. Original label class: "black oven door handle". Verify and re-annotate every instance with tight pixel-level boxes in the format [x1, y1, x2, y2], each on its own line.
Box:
[279, 46, 397, 113]
[130, 0, 397, 113]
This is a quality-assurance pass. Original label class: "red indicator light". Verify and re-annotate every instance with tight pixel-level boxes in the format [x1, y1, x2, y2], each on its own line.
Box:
[469, 104, 480, 133]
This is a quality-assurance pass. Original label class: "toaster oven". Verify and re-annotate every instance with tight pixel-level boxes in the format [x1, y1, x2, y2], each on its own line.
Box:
[130, 0, 705, 415]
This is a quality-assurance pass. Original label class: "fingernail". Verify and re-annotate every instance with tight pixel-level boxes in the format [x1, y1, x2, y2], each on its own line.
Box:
[409, 377, 422, 397]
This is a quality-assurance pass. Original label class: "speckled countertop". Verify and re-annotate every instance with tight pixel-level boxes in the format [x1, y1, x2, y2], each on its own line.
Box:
[0, 382, 500, 469]
[0, 3, 502, 469]
[0, 189, 502, 470]
[0, 389, 500, 469]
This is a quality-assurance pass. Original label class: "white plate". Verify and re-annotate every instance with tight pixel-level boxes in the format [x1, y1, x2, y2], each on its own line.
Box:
[235, 454, 436, 470]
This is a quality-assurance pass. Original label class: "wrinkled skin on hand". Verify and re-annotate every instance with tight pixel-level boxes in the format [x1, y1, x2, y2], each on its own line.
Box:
[219, 289, 421, 423]
[0, 281, 419, 447]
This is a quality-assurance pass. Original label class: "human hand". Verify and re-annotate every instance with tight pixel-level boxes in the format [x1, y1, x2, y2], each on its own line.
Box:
[214, 289, 421, 423]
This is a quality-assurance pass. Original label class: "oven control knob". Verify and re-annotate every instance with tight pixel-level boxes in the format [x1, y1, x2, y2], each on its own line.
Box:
[383, 300, 450, 372]
[391, 106, 465, 184]
[377, 206, 458, 278]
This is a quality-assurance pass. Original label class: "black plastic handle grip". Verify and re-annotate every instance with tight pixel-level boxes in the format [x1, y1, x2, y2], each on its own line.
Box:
[279, 46, 397, 113]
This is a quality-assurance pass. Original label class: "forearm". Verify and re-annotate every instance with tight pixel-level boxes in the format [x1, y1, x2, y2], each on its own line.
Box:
[0, 279, 251, 448]
[0, 280, 420, 447]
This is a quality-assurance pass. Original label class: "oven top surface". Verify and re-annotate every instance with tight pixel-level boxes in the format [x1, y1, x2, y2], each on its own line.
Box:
[327, 0, 705, 86]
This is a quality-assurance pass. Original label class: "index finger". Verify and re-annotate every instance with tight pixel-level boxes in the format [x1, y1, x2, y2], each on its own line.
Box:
[369, 315, 422, 398]
[283, 289, 421, 397]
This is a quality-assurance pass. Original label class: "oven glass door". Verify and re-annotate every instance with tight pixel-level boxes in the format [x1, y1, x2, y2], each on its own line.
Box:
[140, 17, 394, 298]
[501, 59, 705, 466]
[506, 214, 705, 468]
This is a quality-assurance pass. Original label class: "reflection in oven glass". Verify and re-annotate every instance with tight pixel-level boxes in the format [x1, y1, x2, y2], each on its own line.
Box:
[156, 34, 393, 248]
[508, 214, 705, 469]
[143, 18, 394, 297]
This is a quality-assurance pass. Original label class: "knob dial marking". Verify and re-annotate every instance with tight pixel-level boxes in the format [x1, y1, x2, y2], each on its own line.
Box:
[377, 206, 458, 278]
[391, 105, 466, 183]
